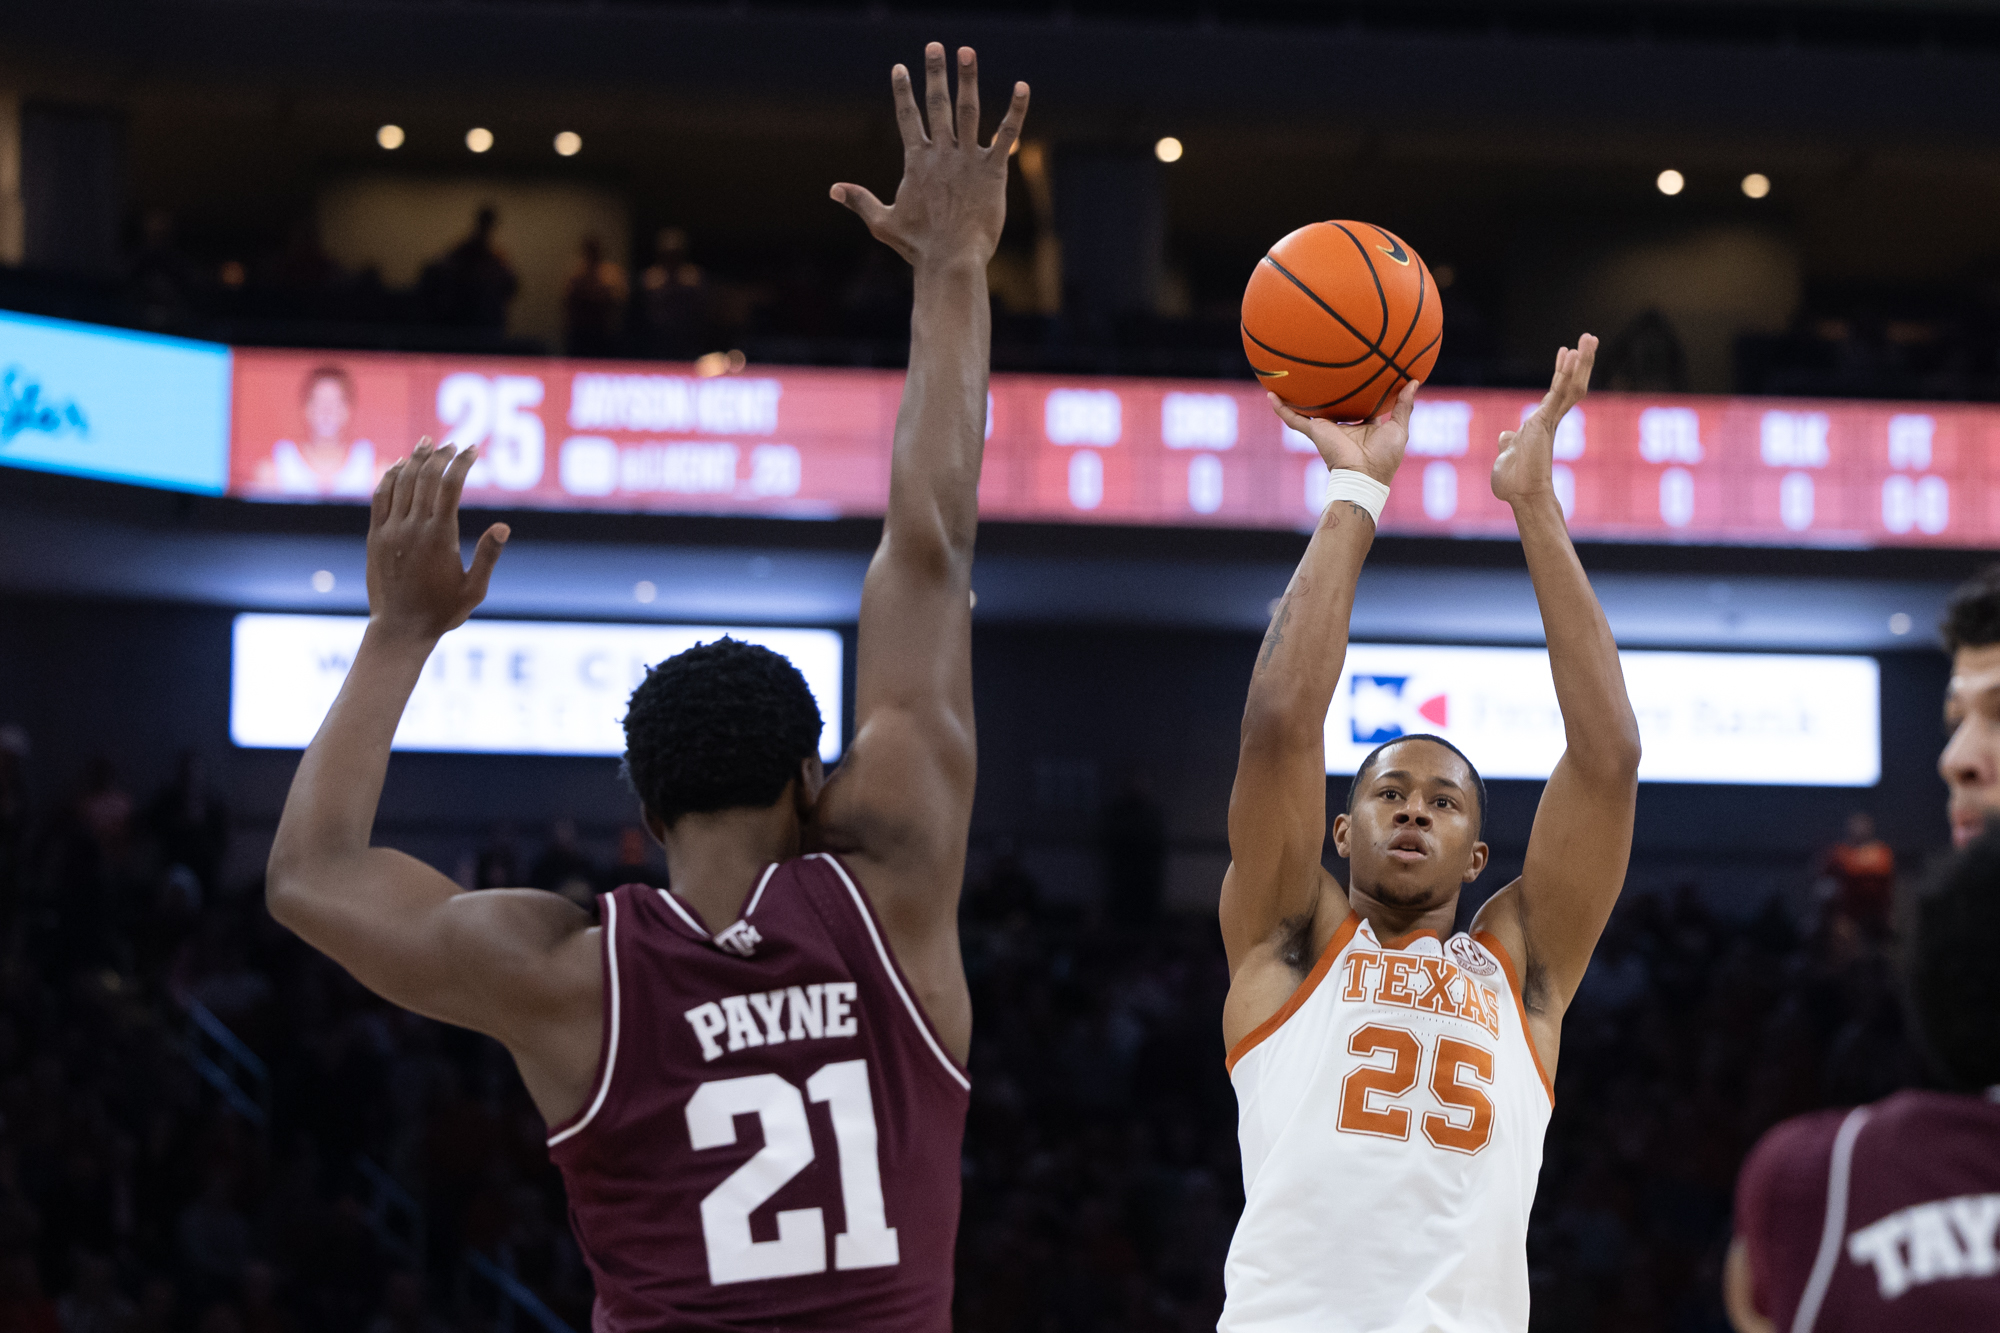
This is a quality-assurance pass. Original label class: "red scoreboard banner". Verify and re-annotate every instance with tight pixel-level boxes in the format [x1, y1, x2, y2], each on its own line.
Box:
[230, 347, 2000, 547]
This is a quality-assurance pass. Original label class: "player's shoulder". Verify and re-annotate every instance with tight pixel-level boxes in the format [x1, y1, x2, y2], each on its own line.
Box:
[1738, 1106, 1851, 1207]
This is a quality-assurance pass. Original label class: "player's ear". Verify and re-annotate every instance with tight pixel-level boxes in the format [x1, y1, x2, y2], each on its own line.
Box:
[1463, 841, 1489, 882]
[643, 809, 669, 847]
[1330, 812, 1352, 860]
[794, 756, 826, 814]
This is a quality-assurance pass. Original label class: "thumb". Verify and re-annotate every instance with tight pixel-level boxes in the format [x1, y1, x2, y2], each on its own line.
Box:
[1388, 378, 1420, 431]
[829, 183, 891, 231]
[466, 523, 509, 604]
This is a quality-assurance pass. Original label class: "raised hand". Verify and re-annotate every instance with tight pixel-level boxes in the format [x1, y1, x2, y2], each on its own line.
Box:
[1267, 379, 1418, 488]
[830, 43, 1029, 270]
[366, 440, 509, 641]
[1493, 334, 1596, 507]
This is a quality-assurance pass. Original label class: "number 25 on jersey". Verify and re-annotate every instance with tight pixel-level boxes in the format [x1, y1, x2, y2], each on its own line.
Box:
[1339, 1024, 1496, 1155]
[686, 1059, 899, 1285]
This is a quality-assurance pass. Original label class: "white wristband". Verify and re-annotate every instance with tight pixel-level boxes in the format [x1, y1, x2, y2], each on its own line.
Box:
[1322, 469, 1391, 524]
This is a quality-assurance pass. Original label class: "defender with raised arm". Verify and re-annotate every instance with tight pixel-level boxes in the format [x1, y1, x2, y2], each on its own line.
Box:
[264, 44, 1028, 1333]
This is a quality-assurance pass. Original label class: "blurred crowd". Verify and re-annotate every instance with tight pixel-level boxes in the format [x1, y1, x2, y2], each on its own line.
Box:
[0, 736, 1925, 1333]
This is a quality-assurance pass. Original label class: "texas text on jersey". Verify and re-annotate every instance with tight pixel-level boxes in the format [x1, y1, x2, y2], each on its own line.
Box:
[546, 853, 971, 1333]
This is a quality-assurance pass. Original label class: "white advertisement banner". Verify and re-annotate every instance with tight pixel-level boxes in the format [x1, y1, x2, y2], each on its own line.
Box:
[231, 615, 844, 759]
[1327, 644, 1879, 786]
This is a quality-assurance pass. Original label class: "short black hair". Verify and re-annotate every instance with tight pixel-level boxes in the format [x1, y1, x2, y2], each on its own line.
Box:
[1345, 733, 1487, 838]
[1905, 823, 2000, 1092]
[621, 638, 823, 827]
[1941, 565, 2000, 653]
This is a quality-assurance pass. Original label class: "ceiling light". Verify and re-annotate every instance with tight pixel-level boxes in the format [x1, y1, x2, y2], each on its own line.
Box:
[554, 131, 582, 157]
[377, 124, 405, 150]
[466, 127, 494, 153]
[634, 580, 657, 604]
[1656, 169, 1685, 196]
[1741, 172, 1771, 199]
[311, 570, 336, 593]
[1154, 136, 1184, 164]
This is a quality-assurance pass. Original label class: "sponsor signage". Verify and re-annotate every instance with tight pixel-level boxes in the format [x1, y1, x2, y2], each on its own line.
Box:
[1328, 644, 1879, 786]
[230, 614, 845, 760]
[0, 309, 232, 493]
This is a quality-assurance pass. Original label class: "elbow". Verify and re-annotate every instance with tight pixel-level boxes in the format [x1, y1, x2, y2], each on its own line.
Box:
[1582, 723, 1643, 783]
[1239, 692, 1316, 756]
[264, 845, 309, 929]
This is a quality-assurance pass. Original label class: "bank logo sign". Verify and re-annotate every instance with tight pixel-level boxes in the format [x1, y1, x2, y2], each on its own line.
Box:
[230, 615, 845, 760]
[1328, 644, 1879, 787]
[0, 310, 231, 494]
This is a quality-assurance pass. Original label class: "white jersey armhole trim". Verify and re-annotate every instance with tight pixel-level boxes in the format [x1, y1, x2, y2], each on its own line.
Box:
[743, 862, 779, 917]
[547, 893, 623, 1147]
[1788, 1105, 1871, 1333]
[655, 886, 710, 938]
[812, 853, 972, 1092]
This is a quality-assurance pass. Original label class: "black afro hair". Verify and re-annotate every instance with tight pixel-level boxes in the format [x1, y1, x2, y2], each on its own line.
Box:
[1905, 823, 2000, 1093]
[1941, 565, 2000, 654]
[621, 637, 823, 828]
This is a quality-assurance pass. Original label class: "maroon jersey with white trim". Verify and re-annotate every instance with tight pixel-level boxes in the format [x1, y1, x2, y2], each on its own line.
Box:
[1734, 1088, 2000, 1333]
[546, 853, 970, 1333]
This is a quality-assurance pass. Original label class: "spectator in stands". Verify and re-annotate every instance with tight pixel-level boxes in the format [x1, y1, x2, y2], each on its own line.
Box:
[1818, 811, 1895, 937]
[561, 237, 628, 356]
[633, 227, 707, 357]
[1600, 308, 1689, 393]
[603, 824, 665, 890]
[418, 207, 518, 331]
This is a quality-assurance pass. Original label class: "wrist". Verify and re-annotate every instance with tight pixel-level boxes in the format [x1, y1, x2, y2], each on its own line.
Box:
[911, 251, 991, 283]
[363, 614, 445, 655]
[1322, 468, 1391, 525]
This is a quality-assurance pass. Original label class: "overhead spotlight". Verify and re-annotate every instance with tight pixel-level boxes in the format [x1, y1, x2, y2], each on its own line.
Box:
[634, 580, 657, 604]
[554, 131, 582, 157]
[1741, 172, 1771, 199]
[311, 570, 336, 593]
[376, 124, 405, 150]
[1656, 169, 1685, 196]
[466, 127, 494, 153]
[1154, 136, 1184, 164]
[1889, 612, 1913, 635]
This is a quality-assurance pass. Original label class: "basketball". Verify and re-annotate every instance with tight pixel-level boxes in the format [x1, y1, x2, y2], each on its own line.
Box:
[1241, 221, 1444, 421]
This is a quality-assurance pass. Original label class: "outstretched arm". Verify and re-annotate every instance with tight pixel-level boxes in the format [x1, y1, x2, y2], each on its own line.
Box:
[1219, 384, 1416, 976]
[265, 444, 601, 1123]
[1472, 336, 1641, 1037]
[812, 45, 1028, 1056]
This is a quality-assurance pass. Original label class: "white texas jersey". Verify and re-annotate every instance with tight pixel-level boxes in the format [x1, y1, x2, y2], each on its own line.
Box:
[1221, 915, 1553, 1333]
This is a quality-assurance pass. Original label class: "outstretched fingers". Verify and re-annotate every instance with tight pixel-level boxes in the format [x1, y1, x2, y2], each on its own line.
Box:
[438, 443, 481, 517]
[923, 41, 952, 145]
[1385, 378, 1420, 430]
[413, 442, 457, 518]
[1266, 391, 1315, 435]
[371, 460, 401, 530]
[955, 47, 981, 150]
[389, 440, 429, 519]
[890, 63, 926, 148]
[988, 80, 1030, 155]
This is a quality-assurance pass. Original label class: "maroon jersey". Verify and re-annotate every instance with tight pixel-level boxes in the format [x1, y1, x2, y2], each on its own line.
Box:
[546, 853, 971, 1332]
[1734, 1089, 2000, 1332]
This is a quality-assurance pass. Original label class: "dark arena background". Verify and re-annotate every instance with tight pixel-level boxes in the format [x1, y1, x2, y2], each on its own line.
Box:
[1, 1, 1997, 1329]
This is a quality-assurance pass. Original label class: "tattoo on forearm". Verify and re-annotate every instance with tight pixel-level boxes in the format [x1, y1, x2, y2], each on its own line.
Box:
[1258, 584, 1300, 669]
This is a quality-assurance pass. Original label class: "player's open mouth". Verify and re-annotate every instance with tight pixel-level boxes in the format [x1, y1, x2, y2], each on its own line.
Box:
[1386, 834, 1428, 861]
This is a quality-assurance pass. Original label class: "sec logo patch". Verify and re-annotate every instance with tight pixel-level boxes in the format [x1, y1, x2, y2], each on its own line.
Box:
[1448, 934, 1498, 977]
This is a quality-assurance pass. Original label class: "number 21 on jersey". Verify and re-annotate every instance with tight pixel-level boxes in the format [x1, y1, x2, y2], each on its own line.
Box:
[686, 1058, 899, 1285]
[1338, 1024, 1495, 1154]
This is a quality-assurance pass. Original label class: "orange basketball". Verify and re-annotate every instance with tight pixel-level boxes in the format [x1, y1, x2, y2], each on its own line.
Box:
[1241, 221, 1444, 421]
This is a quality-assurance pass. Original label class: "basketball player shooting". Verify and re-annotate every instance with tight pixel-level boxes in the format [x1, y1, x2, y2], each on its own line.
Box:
[1216, 336, 1641, 1332]
[265, 45, 1027, 1332]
